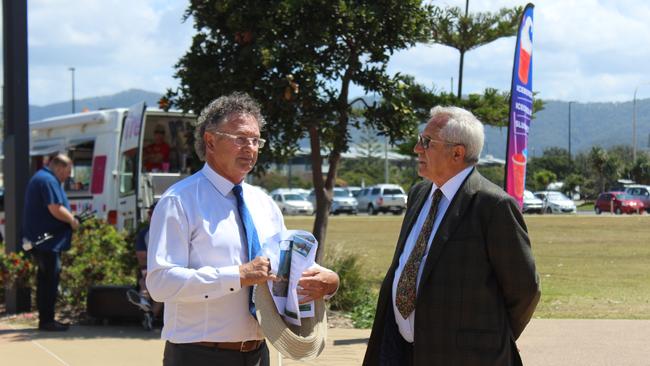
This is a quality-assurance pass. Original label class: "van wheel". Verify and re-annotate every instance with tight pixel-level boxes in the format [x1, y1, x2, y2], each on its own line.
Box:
[282, 208, 287, 214]
[595, 207, 602, 215]
[368, 205, 378, 216]
[393, 209, 403, 215]
[545, 207, 552, 214]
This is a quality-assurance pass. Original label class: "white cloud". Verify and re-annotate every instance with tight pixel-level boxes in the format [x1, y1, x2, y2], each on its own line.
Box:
[23, 0, 650, 105]
[387, 0, 650, 102]
[27, 0, 194, 105]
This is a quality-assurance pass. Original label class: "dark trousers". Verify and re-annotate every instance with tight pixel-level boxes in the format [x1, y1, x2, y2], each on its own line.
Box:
[33, 250, 62, 325]
[163, 341, 269, 366]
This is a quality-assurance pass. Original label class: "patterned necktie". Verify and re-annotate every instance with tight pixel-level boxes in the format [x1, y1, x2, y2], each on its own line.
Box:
[232, 184, 262, 317]
[395, 188, 444, 319]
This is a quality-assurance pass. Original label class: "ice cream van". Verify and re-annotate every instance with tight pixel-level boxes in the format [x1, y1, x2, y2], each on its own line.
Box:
[28, 102, 198, 232]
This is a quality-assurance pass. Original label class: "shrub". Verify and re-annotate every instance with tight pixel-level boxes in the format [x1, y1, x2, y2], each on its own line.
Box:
[59, 218, 137, 310]
[321, 243, 377, 328]
[0, 243, 35, 288]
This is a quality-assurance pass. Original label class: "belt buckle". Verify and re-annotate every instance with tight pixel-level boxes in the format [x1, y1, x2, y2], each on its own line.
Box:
[241, 340, 261, 352]
[241, 340, 256, 352]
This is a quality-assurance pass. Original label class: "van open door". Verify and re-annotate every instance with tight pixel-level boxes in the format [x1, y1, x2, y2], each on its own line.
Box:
[117, 102, 146, 232]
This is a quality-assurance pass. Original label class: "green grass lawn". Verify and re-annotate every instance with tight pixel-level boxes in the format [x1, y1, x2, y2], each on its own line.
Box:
[285, 214, 650, 319]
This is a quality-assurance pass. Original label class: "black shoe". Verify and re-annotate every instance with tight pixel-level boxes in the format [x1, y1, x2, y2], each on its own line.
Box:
[39, 321, 70, 332]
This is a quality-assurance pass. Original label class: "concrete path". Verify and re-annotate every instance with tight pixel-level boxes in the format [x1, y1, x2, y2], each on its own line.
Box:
[2, 318, 650, 365]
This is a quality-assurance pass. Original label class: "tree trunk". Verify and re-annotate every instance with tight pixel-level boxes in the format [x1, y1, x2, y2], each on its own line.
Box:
[308, 124, 331, 262]
[457, 50, 465, 99]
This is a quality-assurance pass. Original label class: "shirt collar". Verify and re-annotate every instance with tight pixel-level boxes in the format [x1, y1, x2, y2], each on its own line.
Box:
[201, 163, 241, 197]
[430, 166, 474, 201]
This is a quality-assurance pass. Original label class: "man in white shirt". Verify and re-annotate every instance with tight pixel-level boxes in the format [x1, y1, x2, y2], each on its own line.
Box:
[363, 106, 540, 366]
[147, 92, 339, 366]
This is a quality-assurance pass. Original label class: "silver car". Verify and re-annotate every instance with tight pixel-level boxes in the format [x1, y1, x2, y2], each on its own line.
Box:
[307, 188, 358, 215]
[271, 192, 314, 215]
[523, 190, 543, 214]
[534, 191, 577, 214]
[356, 184, 407, 215]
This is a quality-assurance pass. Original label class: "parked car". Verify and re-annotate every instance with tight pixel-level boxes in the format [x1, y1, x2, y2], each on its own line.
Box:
[307, 188, 358, 215]
[270, 188, 310, 199]
[533, 191, 577, 214]
[343, 186, 362, 197]
[594, 191, 645, 215]
[356, 184, 407, 215]
[523, 190, 543, 214]
[271, 191, 314, 215]
[624, 185, 650, 213]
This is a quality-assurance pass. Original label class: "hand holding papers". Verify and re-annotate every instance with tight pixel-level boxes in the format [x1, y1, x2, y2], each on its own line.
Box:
[261, 230, 318, 326]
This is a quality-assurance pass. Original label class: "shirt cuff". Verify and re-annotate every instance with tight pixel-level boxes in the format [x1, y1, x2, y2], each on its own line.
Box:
[219, 265, 242, 294]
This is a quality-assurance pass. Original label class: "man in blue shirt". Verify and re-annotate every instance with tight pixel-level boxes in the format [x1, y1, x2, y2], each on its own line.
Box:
[23, 154, 80, 331]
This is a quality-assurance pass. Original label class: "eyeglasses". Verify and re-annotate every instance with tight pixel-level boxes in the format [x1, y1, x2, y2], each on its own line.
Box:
[211, 131, 266, 149]
[417, 134, 459, 149]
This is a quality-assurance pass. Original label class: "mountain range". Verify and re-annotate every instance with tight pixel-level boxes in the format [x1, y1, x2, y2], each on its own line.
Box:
[27, 89, 650, 159]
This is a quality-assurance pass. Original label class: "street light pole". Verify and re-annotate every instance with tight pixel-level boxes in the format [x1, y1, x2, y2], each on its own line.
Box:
[633, 82, 650, 163]
[69, 67, 75, 113]
[568, 101, 574, 161]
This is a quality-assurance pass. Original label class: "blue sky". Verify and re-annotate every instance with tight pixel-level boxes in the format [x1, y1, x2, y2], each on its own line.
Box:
[17, 0, 650, 106]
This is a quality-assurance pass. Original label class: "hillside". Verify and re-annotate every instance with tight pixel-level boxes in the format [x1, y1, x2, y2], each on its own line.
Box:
[27, 90, 650, 159]
[29, 89, 163, 121]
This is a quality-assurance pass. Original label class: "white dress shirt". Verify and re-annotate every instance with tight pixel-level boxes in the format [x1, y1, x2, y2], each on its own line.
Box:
[146, 163, 285, 343]
[392, 166, 474, 342]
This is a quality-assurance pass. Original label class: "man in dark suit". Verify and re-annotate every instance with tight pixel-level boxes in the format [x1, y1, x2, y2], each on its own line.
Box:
[363, 106, 541, 366]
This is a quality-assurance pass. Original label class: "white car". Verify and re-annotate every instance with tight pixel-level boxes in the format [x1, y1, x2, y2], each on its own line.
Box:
[271, 192, 314, 215]
[356, 184, 407, 215]
[534, 191, 577, 214]
[307, 188, 358, 215]
[523, 190, 543, 214]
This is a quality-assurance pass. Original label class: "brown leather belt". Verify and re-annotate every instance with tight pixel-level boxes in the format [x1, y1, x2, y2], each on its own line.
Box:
[193, 340, 264, 352]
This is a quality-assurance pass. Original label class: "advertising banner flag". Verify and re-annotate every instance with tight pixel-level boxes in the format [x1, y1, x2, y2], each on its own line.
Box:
[505, 3, 534, 208]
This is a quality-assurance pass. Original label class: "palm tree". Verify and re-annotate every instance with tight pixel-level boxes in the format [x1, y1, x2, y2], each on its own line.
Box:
[429, 1, 521, 99]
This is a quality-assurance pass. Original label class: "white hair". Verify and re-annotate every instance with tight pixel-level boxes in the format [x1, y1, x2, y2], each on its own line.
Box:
[430, 105, 484, 165]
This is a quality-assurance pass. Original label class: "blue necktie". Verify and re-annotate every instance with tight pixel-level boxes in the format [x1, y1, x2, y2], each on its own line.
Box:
[232, 184, 262, 317]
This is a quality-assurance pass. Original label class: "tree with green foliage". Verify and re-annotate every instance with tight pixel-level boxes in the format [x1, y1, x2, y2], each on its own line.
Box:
[630, 152, 650, 184]
[588, 146, 622, 193]
[477, 165, 505, 187]
[531, 169, 556, 192]
[165, 1, 438, 257]
[429, 3, 522, 98]
[527, 147, 573, 181]
[563, 173, 584, 198]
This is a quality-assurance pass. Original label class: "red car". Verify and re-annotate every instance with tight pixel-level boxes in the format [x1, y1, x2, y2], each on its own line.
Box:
[594, 192, 645, 214]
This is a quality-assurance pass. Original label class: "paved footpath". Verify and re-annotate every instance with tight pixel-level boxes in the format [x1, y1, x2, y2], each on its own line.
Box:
[2, 318, 650, 365]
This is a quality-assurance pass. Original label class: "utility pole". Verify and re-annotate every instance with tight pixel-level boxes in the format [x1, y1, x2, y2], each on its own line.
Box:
[69, 67, 76, 113]
[3, 0, 30, 313]
[568, 101, 574, 161]
[632, 83, 650, 163]
[384, 136, 389, 184]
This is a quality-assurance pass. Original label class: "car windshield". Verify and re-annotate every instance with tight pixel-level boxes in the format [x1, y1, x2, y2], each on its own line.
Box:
[283, 194, 305, 201]
[547, 192, 569, 200]
[384, 188, 404, 195]
[615, 193, 633, 200]
[334, 190, 351, 197]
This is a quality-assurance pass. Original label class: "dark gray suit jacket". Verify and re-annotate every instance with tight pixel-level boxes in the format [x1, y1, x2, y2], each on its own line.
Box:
[363, 169, 541, 366]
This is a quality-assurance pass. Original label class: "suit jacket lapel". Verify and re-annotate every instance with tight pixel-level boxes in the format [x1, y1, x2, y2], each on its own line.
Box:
[418, 168, 481, 292]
